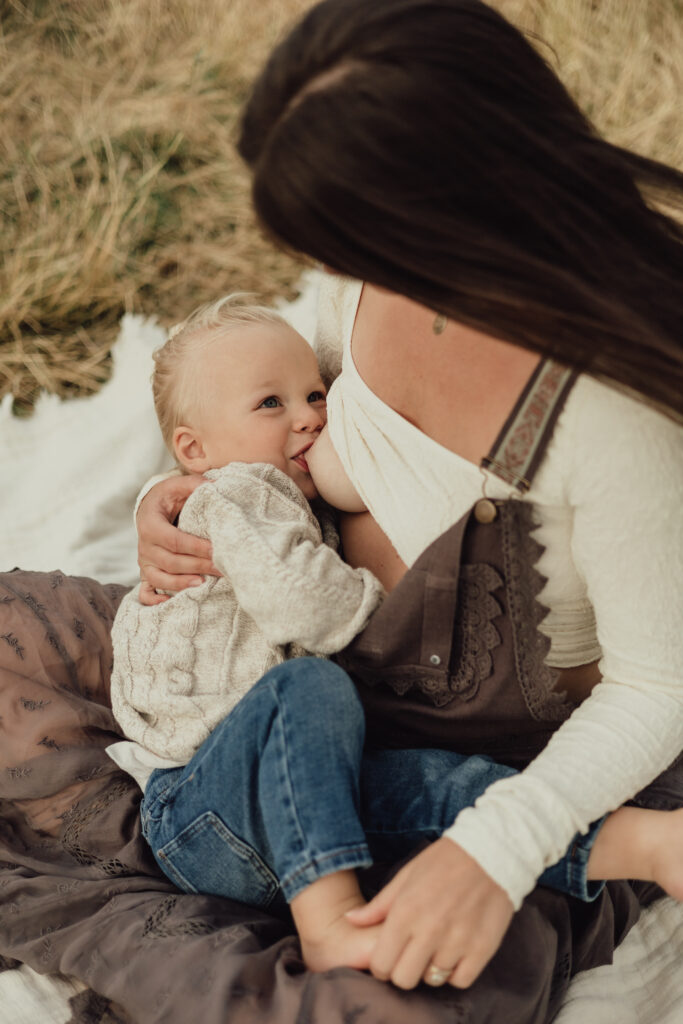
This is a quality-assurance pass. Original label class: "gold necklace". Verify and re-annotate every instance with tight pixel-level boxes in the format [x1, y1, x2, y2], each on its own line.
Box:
[432, 313, 448, 334]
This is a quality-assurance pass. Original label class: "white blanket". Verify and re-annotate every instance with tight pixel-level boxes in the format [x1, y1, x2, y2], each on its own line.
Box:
[1, 281, 681, 1021]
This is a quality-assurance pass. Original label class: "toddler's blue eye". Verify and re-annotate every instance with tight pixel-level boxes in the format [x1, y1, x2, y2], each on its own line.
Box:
[259, 396, 281, 409]
[308, 391, 326, 403]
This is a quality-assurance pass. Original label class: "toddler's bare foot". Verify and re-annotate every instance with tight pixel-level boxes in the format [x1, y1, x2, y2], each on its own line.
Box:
[299, 904, 381, 972]
[588, 806, 683, 900]
[649, 808, 683, 902]
[290, 870, 381, 972]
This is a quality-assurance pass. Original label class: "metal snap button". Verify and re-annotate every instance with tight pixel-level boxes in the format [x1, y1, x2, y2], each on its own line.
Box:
[474, 498, 498, 524]
[429, 654, 441, 666]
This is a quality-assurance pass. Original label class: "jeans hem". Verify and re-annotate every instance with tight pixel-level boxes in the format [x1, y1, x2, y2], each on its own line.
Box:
[565, 816, 607, 902]
[280, 845, 373, 902]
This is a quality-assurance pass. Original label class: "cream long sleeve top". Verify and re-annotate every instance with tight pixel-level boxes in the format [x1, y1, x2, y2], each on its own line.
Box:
[316, 273, 683, 910]
[109, 462, 383, 767]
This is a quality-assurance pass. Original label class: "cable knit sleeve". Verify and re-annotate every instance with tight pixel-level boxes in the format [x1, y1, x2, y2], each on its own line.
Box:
[443, 378, 683, 908]
[187, 463, 384, 654]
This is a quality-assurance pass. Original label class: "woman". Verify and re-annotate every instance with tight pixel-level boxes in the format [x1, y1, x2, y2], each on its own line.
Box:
[137, 0, 683, 1004]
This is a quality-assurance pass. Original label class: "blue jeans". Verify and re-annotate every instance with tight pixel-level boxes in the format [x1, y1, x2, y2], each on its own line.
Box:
[140, 658, 603, 908]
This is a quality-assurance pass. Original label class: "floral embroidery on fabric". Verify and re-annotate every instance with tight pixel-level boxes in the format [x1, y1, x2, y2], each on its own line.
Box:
[88, 597, 110, 623]
[0, 632, 24, 659]
[38, 736, 62, 752]
[0, 579, 83, 691]
[20, 696, 51, 711]
[483, 361, 574, 491]
[142, 895, 218, 939]
[22, 592, 47, 616]
[60, 781, 135, 876]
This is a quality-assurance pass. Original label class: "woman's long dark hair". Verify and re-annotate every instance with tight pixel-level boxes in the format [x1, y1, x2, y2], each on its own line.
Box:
[238, 0, 683, 419]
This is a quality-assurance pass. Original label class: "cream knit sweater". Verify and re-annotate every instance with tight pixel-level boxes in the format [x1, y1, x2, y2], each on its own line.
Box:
[110, 462, 383, 764]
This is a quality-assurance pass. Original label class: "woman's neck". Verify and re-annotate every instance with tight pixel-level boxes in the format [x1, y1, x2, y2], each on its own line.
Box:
[351, 284, 541, 466]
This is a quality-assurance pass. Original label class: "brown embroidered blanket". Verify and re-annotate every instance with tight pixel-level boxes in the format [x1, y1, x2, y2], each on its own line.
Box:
[0, 569, 651, 1024]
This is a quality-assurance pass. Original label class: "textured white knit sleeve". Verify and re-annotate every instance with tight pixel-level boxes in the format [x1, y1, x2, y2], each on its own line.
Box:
[443, 379, 683, 908]
[190, 463, 384, 654]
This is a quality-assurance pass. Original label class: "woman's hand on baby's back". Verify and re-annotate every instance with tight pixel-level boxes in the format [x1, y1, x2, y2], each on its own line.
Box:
[137, 475, 219, 604]
[346, 837, 513, 991]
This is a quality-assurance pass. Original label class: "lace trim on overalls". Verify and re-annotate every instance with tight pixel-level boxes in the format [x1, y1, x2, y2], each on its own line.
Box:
[448, 563, 503, 704]
[500, 502, 570, 723]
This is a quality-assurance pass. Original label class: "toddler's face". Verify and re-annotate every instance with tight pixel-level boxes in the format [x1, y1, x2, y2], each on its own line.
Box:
[181, 322, 327, 498]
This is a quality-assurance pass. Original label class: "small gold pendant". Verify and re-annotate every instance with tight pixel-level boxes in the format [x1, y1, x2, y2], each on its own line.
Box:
[432, 313, 448, 335]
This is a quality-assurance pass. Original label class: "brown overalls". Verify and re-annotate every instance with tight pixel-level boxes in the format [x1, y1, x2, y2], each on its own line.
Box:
[334, 358, 683, 1020]
[338, 359, 683, 806]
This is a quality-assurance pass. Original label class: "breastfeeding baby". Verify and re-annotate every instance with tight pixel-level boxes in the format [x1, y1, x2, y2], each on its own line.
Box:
[107, 294, 683, 980]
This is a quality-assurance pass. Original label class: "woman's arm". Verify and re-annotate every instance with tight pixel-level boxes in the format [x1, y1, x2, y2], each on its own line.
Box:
[443, 379, 683, 904]
[351, 379, 683, 988]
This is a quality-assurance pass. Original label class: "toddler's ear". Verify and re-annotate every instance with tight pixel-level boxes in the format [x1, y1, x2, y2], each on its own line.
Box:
[173, 426, 210, 474]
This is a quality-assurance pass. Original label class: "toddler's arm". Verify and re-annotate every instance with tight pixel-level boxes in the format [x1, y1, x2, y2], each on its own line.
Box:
[188, 462, 384, 653]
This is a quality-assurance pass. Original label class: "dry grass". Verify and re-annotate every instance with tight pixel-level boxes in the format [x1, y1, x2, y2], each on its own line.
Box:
[0, 0, 312, 411]
[1, 0, 682, 412]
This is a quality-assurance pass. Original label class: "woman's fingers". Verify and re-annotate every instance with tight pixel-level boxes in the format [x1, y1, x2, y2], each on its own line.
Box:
[139, 567, 203, 596]
[388, 936, 439, 990]
[140, 537, 215, 576]
[367, 914, 412, 984]
[359, 839, 514, 991]
[140, 513, 214, 563]
[136, 475, 218, 587]
[138, 580, 169, 606]
[345, 868, 404, 926]
[138, 518, 217, 590]
[449, 955, 484, 990]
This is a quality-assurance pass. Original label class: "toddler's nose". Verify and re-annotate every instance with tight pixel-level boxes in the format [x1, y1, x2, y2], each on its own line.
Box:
[295, 403, 326, 432]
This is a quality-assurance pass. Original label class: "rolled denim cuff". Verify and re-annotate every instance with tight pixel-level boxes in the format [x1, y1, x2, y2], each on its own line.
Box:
[279, 844, 373, 903]
[539, 816, 606, 903]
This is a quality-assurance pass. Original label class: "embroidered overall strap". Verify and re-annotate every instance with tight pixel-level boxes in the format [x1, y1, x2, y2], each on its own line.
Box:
[481, 359, 577, 492]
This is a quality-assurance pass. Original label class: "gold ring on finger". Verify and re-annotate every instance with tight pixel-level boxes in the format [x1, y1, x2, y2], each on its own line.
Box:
[425, 964, 452, 987]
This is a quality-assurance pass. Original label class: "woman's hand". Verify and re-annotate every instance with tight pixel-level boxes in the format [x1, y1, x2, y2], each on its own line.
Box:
[137, 476, 219, 605]
[346, 838, 514, 990]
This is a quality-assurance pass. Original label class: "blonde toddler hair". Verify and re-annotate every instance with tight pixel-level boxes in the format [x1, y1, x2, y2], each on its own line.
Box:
[152, 293, 289, 459]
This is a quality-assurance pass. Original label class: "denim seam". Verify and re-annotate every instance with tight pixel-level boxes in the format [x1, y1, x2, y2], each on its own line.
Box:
[272, 676, 313, 861]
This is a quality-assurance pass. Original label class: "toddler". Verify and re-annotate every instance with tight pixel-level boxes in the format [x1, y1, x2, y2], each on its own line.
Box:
[108, 295, 683, 979]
